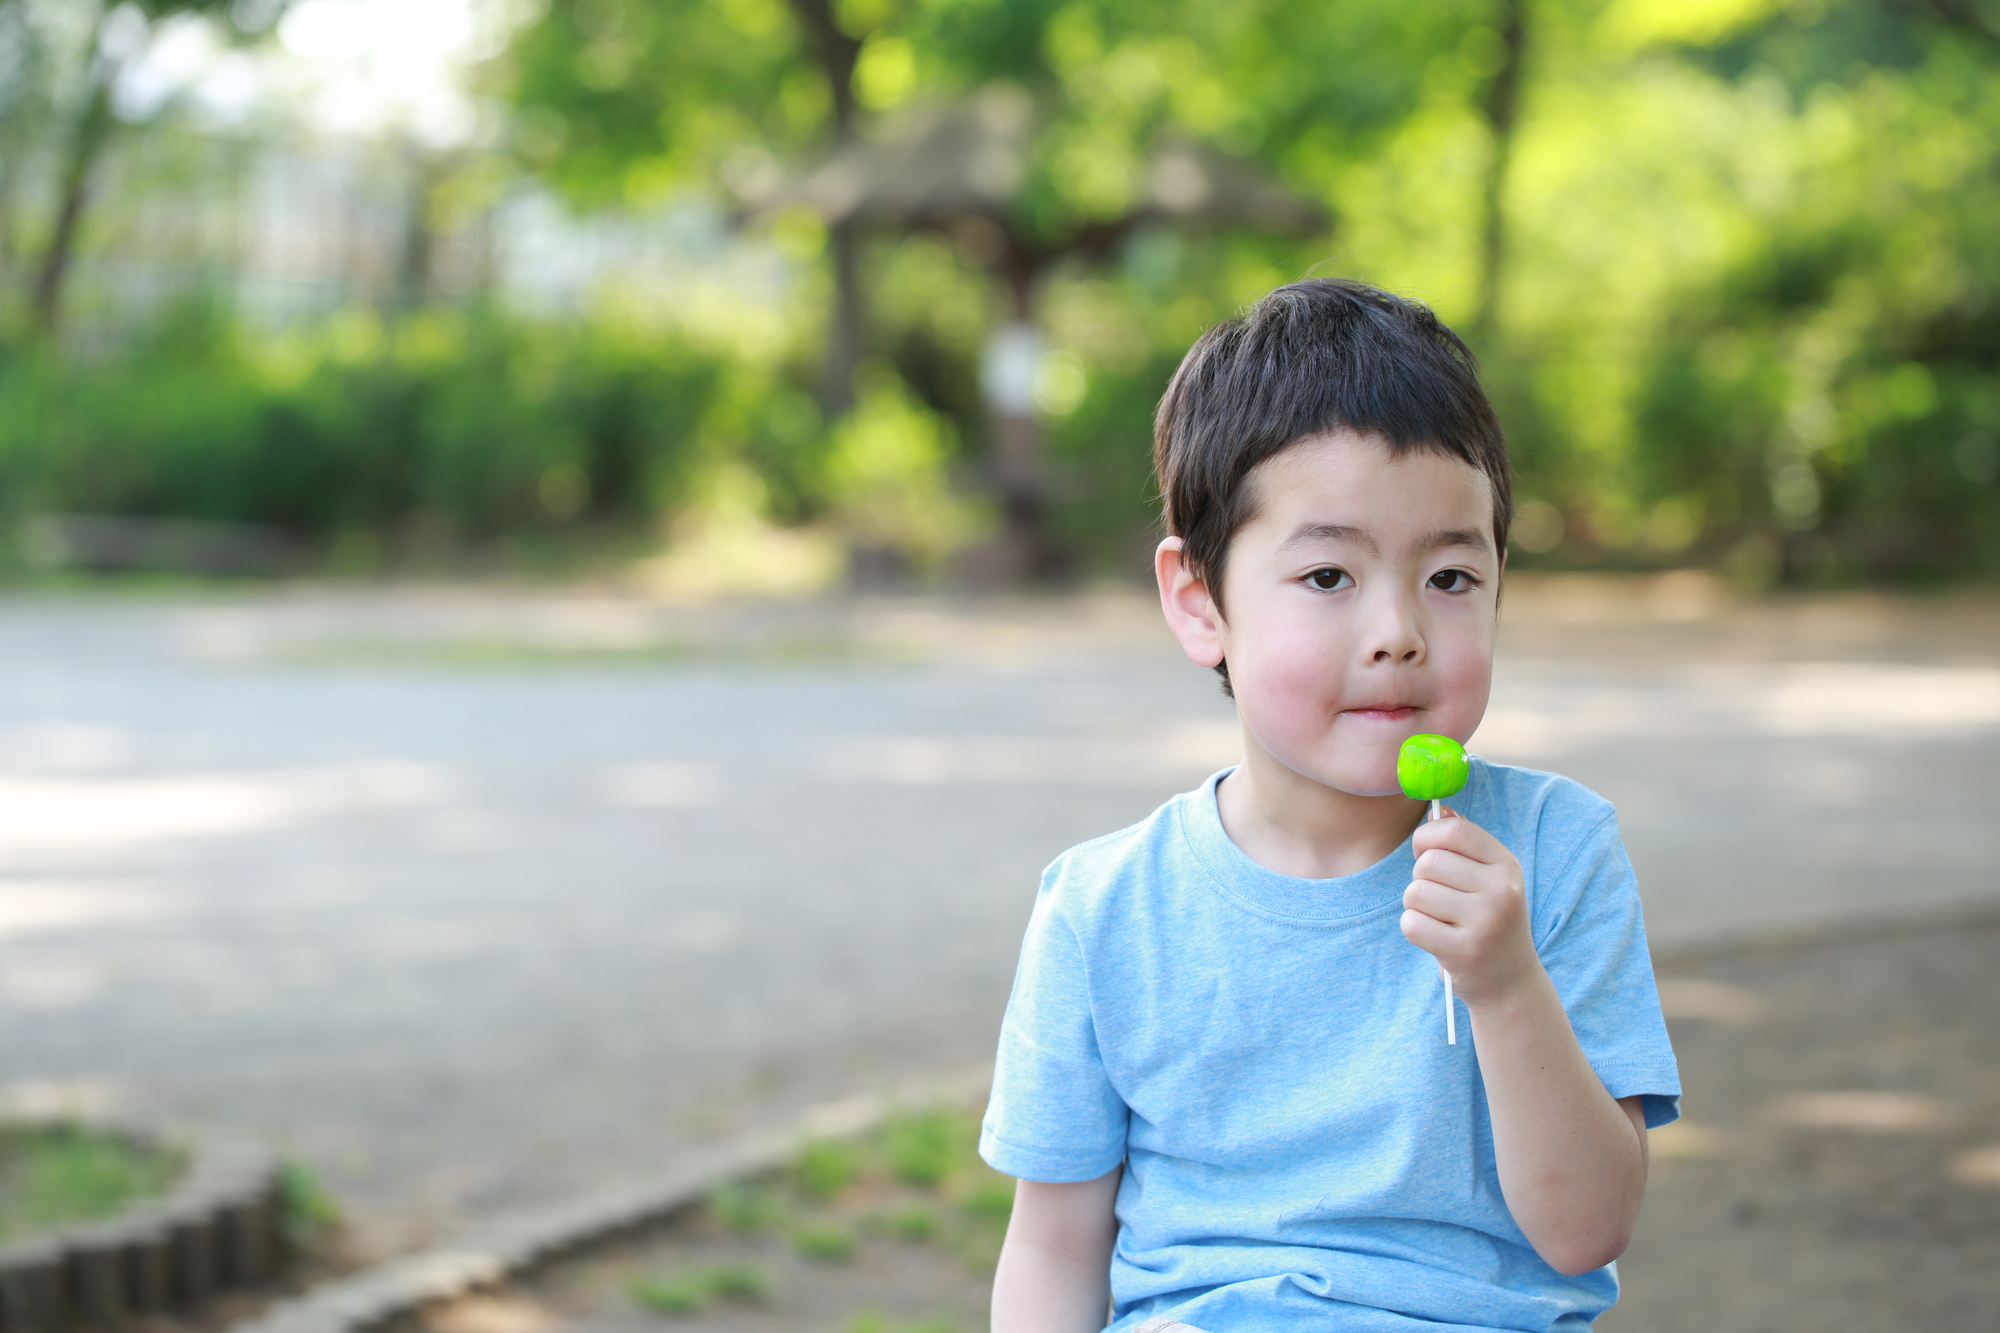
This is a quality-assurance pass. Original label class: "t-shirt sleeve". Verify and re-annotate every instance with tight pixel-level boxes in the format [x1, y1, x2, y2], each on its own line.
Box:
[1534, 809, 1683, 1129]
[979, 874, 1130, 1182]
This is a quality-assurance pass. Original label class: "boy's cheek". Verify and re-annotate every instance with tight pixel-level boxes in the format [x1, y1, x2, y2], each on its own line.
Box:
[1429, 650, 1495, 744]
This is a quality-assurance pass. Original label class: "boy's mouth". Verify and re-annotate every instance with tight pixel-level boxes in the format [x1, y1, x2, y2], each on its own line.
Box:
[1343, 704, 1421, 722]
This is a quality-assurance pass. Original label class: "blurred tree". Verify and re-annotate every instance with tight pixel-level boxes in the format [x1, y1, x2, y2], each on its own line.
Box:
[498, 0, 1496, 577]
[0, 0, 1989, 585]
[1502, 0, 2000, 579]
[12, 0, 287, 340]
[496, 2, 1499, 361]
[1469, 0, 1526, 340]
[503, 0, 868, 408]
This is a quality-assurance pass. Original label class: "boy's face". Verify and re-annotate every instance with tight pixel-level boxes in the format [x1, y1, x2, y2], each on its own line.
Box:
[1160, 429, 1500, 800]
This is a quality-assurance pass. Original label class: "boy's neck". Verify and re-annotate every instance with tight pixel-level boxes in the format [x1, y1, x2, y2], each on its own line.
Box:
[1215, 741, 1429, 880]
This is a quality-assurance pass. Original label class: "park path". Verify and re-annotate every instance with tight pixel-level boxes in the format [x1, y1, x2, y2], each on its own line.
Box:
[0, 575, 1992, 1254]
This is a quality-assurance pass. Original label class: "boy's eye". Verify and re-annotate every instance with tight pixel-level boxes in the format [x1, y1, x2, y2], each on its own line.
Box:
[1306, 567, 1351, 591]
[1429, 568, 1479, 592]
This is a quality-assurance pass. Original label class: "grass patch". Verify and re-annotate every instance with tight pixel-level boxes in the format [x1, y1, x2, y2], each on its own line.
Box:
[844, 1313, 958, 1333]
[883, 1111, 969, 1188]
[710, 1180, 786, 1236]
[957, 1176, 1015, 1227]
[794, 1137, 865, 1201]
[872, 1204, 939, 1243]
[628, 1263, 768, 1315]
[0, 1122, 181, 1241]
[279, 1162, 342, 1249]
[790, 1221, 855, 1262]
[685, 1106, 1015, 1289]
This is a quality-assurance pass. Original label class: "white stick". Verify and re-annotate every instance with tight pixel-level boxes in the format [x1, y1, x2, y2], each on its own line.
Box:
[1431, 797, 1456, 1046]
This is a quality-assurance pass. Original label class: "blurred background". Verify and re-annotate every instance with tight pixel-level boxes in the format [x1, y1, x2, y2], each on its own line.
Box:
[0, 0, 1994, 586]
[0, 0, 1997, 1328]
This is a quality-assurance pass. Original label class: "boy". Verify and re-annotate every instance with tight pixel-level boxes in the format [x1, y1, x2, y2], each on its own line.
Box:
[979, 279, 1680, 1332]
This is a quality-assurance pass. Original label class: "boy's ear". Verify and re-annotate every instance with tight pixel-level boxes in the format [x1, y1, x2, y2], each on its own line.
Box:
[1155, 537, 1226, 669]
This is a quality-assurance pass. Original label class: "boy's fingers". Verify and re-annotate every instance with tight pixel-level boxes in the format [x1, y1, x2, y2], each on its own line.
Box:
[1399, 908, 1449, 952]
[1401, 909, 1473, 967]
[1412, 812, 1511, 866]
[1403, 878, 1464, 924]
[1411, 846, 1484, 890]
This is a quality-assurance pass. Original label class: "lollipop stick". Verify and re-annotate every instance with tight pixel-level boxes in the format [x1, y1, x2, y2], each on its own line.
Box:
[1429, 798, 1456, 1046]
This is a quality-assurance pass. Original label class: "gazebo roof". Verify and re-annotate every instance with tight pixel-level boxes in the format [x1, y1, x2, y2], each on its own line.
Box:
[760, 84, 1326, 237]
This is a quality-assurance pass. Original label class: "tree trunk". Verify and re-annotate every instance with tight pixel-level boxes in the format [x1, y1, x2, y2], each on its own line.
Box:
[1471, 0, 1528, 343]
[788, 0, 866, 412]
[394, 144, 439, 313]
[821, 217, 864, 412]
[30, 61, 116, 341]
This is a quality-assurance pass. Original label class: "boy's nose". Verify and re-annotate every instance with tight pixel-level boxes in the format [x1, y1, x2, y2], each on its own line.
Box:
[1363, 595, 1425, 664]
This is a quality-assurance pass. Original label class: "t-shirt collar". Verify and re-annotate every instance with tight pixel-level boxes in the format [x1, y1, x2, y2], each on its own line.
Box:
[1176, 765, 1424, 926]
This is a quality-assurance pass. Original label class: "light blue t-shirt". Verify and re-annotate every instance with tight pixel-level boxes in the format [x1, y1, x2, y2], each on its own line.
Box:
[979, 758, 1681, 1333]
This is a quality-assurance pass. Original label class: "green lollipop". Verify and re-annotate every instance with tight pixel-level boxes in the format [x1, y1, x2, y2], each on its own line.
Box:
[1399, 733, 1469, 1046]
[1398, 733, 1469, 805]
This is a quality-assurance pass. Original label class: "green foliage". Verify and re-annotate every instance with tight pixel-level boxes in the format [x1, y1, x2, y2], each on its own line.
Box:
[0, 301, 774, 564]
[882, 1109, 973, 1188]
[490, 0, 2000, 586]
[792, 1137, 863, 1201]
[877, 1204, 938, 1242]
[956, 1175, 1016, 1229]
[710, 1180, 787, 1235]
[844, 1313, 957, 1333]
[0, 1122, 182, 1240]
[819, 363, 988, 566]
[8, 0, 1996, 584]
[627, 1263, 768, 1315]
[789, 1220, 855, 1261]
[279, 1161, 342, 1248]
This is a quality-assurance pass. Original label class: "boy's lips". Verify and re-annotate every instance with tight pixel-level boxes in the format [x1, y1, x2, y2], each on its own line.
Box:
[1342, 704, 1421, 721]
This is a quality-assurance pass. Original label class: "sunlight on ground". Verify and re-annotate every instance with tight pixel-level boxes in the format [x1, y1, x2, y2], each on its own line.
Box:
[0, 763, 452, 851]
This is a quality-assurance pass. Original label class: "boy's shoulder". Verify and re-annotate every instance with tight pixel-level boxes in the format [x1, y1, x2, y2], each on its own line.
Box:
[1035, 782, 1204, 922]
[1469, 757, 1640, 940]
[1467, 755, 1618, 841]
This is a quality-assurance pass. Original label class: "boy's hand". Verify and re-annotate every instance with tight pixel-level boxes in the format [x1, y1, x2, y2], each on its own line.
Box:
[1400, 807, 1541, 1008]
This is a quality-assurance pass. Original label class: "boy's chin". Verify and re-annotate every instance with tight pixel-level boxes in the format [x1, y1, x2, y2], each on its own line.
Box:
[1284, 760, 1406, 801]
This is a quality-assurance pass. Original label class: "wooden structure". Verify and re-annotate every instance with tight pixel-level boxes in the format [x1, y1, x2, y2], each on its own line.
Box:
[759, 84, 1327, 581]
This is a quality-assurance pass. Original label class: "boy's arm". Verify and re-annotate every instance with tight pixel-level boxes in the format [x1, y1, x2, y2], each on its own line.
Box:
[1401, 810, 1649, 1276]
[991, 1167, 1121, 1333]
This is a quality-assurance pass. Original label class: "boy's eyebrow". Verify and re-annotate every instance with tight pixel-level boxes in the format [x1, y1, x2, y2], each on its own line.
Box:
[1417, 527, 1494, 555]
[1279, 523, 1376, 554]
[1277, 524, 1493, 556]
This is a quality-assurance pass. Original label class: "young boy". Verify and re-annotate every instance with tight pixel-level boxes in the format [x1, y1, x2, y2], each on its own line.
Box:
[979, 279, 1680, 1332]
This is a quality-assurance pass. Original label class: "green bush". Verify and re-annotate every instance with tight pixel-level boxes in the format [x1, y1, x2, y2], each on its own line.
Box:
[0, 301, 781, 564]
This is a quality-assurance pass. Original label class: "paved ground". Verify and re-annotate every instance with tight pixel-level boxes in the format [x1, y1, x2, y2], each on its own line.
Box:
[0, 573, 1993, 1261]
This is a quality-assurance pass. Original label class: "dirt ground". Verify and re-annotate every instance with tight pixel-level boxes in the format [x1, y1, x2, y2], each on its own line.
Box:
[1607, 910, 2000, 1332]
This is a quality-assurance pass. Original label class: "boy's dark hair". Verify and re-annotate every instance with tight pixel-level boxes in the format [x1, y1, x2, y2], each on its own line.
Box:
[1153, 278, 1512, 693]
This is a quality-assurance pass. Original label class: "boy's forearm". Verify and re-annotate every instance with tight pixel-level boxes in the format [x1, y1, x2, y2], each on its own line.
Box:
[1467, 971, 1649, 1276]
[991, 1171, 1120, 1333]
